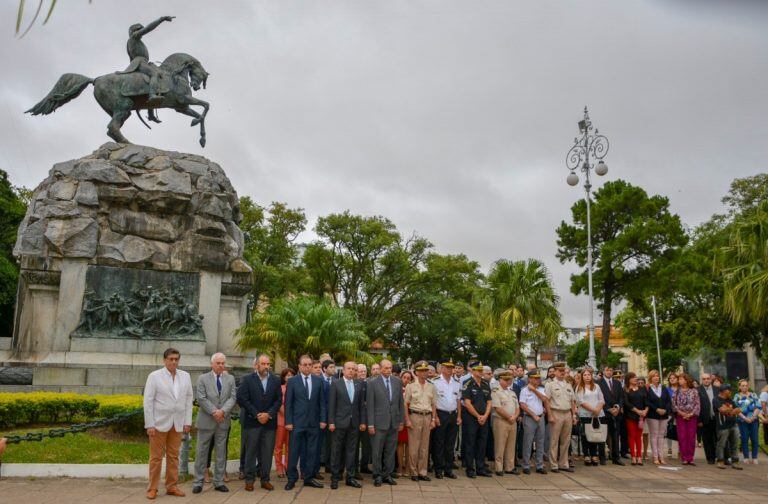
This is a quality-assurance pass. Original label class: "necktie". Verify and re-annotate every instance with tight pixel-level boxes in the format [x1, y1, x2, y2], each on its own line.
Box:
[385, 378, 391, 401]
[304, 375, 310, 399]
[216, 374, 222, 394]
[347, 380, 354, 402]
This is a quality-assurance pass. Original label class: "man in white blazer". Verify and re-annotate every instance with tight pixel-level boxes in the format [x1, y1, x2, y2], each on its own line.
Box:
[143, 347, 194, 500]
[192, 352, 236, 494]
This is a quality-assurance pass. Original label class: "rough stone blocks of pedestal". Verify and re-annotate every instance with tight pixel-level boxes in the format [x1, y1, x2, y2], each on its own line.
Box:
[33, 367, 87, 387]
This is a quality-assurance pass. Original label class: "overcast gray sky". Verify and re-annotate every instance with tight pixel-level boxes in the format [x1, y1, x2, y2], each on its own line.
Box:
[2, 0, 767, 327]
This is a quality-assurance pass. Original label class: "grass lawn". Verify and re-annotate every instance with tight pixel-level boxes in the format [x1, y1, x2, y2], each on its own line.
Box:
[2, 421, 243, 464]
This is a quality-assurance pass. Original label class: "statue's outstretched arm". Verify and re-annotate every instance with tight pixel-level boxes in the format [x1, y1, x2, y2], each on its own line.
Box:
[136, 16, 175, 37]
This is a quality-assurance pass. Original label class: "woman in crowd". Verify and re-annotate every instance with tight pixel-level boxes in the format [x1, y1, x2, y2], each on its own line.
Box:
[673, 373, 700, 465]
[274, 367, 294, 478]
[576, 368, 606, 466]
[637, 376, 650, 461]
[646, 370, 672, 465]
[623, 372, 648, 465]
[734, 379, 762, 464]
[760, 385, 768, 446]
[396, 370, 413, 476]
[666, 372, 680, 459]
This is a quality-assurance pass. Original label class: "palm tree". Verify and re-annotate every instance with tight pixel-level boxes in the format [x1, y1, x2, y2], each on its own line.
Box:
[478, 259, 562, 363]
[717, 201, 768, 382]
[719, 202, 768, 326]
[236, 296, 374, 369]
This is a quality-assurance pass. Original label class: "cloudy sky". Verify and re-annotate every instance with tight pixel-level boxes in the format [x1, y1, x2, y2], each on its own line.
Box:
[2, 1, 767, 327]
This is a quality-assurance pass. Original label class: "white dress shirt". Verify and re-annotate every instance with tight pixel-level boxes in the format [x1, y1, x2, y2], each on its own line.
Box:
[434, 375, 461, 412]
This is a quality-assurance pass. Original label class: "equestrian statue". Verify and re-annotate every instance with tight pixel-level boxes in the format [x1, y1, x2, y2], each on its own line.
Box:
[26, 16, 211, 147]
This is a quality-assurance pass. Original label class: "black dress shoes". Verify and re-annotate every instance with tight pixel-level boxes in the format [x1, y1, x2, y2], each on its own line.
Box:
[434, 471, 444, 479]
[561, 467, 575, 473]
[192, 486, 202, 494]
[495, 471, 504, 476]
[522, 468, 531, 475]
[411, 476, 419, 482]
[346, 478, 362, 488]
[373, 477, 383, 487]
[418, 475, 430, 481]
[466, 470, 476, 479]
[214, 485, 229, 492]
[477, 470, 492, 477]
[506, 468, 520, 475]
[612, 460, 625, 466]
[383, 475, 397, 485]
[536, 468, 547, 475]
[444, 471, 457, 479]
[285, 481, 296, 490]
[304, 479, 324, 488]
[330, 480, 339, 490]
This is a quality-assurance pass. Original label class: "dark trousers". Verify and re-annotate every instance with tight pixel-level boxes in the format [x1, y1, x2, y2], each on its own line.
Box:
[311, 428, 326, 477]
[330, 425, 359, 482]
[462, 417, 489, 473]
[700, 418, 717, 463]
[287, 428, 319, 483]
[432, 410, 458, 474]
[618, 414, 628, 456]
[356, 430, 372, 472]
[606, 414, 622, 462]
[371, 427, 398, 479]
[243, 425, 276, 483]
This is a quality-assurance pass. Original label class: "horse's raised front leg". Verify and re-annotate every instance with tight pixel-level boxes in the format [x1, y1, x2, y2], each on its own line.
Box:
[186, 97, 210, 147]
[175, 104, 207, 147]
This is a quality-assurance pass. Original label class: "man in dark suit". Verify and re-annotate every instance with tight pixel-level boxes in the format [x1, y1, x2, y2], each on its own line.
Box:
[597, 366, 625, 465]
[355, 364, 372, 476]
[366, 359, 404, 487]
[328, 361, 367, 489]
[236, 354, 282, 491]
[285, 354, 327, 490]
[697, 373, 719, 464]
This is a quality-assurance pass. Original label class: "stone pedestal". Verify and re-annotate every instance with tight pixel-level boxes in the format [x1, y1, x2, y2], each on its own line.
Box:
[3, 144, 255, 393]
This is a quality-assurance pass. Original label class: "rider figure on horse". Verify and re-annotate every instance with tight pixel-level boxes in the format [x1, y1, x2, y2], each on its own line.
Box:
[119, 16, 175, 117]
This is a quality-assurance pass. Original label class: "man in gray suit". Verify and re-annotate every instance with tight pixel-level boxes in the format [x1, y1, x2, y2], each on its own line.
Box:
[366, 359, 404, 487]
[193, 353, 236, 494]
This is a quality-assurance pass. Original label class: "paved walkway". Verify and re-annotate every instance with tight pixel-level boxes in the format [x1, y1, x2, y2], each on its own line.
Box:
[1, 460, 767, 504]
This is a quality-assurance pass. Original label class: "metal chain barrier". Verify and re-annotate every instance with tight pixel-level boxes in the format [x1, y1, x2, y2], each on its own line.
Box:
[3, 408, 143, 445]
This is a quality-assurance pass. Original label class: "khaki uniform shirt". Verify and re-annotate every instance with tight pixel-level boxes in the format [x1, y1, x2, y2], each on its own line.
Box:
[545, 378, 576, 411]
[491, 388, 519, 417]
[405, 381, 437, 413]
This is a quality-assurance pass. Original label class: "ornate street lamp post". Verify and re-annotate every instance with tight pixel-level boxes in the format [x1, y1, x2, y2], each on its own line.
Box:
[566, 107, 610, 370]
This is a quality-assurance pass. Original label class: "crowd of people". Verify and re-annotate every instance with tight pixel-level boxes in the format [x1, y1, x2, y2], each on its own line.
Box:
[138, 348, 767, 499]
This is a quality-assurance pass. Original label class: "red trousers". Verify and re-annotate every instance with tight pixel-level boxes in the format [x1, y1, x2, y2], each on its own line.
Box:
[625, 418, 643, 458]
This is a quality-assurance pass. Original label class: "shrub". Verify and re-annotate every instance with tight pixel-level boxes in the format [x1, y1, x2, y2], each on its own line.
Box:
[0, 392, 141, 429]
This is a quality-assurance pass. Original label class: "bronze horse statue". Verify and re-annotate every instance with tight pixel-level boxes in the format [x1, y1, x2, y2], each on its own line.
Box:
[26, 53, 210, 147]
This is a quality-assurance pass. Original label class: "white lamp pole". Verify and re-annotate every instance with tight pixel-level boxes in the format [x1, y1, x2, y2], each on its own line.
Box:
[566, 107, 610, 370]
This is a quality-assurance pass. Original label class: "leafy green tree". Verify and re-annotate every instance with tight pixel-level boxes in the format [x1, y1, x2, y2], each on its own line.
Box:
[302, 211, 431, 343]
[239, 197, 307, 305]
[389, 253, 486, 363]
[565, 338, 622, 370]
[556, 180, 687, 362]
[478, 259, 562, 363]
[717, 200, 768, 382]
[0, 170, 27, 337]
[236, 296, 373, 370]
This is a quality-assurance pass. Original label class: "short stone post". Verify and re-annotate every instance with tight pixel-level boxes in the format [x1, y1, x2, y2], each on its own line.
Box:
[179, 432, 192, 478]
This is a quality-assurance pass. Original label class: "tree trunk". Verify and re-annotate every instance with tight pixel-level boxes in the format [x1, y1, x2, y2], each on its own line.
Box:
[515, 328, 523, 364]
[601, 297, 613, 364]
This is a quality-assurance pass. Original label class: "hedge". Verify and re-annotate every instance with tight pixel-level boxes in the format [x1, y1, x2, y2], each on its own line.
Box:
[0, 392, 143, 429]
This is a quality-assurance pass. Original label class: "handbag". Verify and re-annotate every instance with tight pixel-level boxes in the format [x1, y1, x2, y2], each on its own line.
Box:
[666, 417, 678, 441]
[585, 416, 607, 443]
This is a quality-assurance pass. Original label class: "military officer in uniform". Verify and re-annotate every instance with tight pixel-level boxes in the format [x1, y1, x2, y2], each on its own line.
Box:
[432, 359, 461, 479]
[461, 361, 493, 478]
[544, 362, 577, 473]
[519, 369, 548, 474]
[491, 370, 520, 476]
